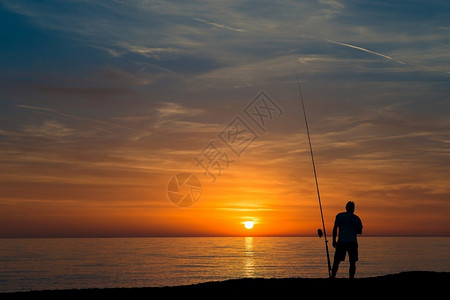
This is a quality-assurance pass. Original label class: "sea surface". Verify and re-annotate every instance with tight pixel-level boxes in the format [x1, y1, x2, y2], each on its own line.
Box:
[0, 237, 449, 293]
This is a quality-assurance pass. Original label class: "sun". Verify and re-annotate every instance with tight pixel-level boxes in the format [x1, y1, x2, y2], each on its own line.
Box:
[244, 221, 254, 229]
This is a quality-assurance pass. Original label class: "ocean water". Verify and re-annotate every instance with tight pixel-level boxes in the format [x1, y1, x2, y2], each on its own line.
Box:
[0, 237, 449, 293]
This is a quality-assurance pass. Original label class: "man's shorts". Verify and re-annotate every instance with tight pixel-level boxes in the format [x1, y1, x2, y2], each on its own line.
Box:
[334, 241, 358, 262]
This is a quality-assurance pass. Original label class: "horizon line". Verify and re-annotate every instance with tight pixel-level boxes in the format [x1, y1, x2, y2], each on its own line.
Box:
[1, 234, 449, 239]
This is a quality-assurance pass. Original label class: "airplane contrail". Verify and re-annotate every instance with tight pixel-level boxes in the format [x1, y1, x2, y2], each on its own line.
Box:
[193, 18, 245, 33]
[326, 39, 406, 65]
[16, 104, 139, 134]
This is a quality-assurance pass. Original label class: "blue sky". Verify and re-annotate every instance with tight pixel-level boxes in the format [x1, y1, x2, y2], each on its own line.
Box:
[0, 0, 449, 236]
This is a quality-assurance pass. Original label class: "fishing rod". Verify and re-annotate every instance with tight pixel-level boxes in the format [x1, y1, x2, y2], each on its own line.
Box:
[295, 73, 332, 278]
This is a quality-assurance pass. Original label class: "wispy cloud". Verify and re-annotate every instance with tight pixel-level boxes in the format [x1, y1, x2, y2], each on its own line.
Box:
[156, 102, 204, 119]
[21, 120, 74, 139]
[16, 105, 140, 135]
[119, 42, 182, 59]
[193, 18, 246, 33]
[1, 0, 449, 236]
[326, 39, 406, 64]
[318, 0, 344, 9]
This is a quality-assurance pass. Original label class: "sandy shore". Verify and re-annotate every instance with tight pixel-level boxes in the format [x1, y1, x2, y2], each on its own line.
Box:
[2, 271, 449, 298]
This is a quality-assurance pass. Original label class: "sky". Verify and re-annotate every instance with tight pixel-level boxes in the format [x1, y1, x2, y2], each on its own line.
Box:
[0, 0, 449, 237]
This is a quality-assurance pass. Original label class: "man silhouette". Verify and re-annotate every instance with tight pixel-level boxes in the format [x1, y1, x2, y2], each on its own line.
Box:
[331, 201, 363, 279]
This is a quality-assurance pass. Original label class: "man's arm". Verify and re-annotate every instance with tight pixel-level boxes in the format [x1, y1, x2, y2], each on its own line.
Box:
[332, 223, 338, 248]
[356, 217, 363, 235]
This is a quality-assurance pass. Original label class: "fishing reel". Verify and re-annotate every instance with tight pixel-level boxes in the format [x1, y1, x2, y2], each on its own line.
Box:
[317, 229, 323, 238]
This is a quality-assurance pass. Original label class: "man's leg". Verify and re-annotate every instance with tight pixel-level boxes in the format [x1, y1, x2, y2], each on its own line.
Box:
[348, 242, 358, 279]
[331, 242, 345, 278]
[349, 261, 356, 279]
[331, 259, 340, 278]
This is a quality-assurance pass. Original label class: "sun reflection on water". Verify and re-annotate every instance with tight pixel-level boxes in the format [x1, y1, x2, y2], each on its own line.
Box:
[244, 237, 255, 277]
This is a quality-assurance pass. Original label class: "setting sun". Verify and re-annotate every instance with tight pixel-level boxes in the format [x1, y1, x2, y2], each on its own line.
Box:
[244, 221, 254, 229]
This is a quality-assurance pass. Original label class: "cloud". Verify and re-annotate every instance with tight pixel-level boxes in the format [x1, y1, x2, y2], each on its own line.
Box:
[156, 102, 205, 119]
[318, 0, 344, 9]
[326, 39, 406, 64]
[15, 104, 142, 135]
[1, 0, 449, 236]
[192, 55, 299, 88]
[21, 120, 74, 139]
[119, 42, 183, 59]
[193, 18, 246, 33]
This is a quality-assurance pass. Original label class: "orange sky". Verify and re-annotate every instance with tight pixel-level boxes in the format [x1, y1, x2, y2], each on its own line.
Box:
[1, 1, 449, 237]
[1, 95, 448, 237]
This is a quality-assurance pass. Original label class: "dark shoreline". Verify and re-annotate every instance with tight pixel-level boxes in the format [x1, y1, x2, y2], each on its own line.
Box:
[2, 271, 449, 298]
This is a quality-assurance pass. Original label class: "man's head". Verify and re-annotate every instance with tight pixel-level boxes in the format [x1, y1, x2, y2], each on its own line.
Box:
[346, 201, 355, 213]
